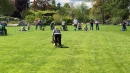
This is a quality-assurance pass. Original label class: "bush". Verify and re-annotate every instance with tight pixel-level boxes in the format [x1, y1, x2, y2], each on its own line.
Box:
[63, 16, 72, 25]
[111, 17, 122, 25]
[0, 17, 5, 21]
[25, 15, 35, 24]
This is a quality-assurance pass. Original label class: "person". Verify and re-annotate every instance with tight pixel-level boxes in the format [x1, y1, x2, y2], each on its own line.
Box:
[73, 18, 78, 29]
[52, 27, 62, 48]
[84, 25, 88, 31]
[95, 19, 99, 30]
[20, 26, 27, 31]
[0, 23, 7, 35]
[2, 21, 7, 26]
[78, 23, 82, 30]
[90, 19, 94, 30]
[38, 19, 42, 30]
[50, 21, 55, 30]
[62, 20, 66, 31]
[74, 26, 77, 31]
[6, 16, 10, 23]
[121, 20, 127, 31]
[27, 22, 30, 31]
[34, 20, 38, 30]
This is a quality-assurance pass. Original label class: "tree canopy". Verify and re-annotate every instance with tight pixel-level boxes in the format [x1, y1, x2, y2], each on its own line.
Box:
[0, 0, 15, 15]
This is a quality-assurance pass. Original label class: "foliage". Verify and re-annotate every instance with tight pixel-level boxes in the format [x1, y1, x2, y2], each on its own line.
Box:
[111, 17, 122, 25]
[89, 0, 130, 21]
[103, 0, 129, 20]
[72, 3, 89, 22]
[0, 16, 19, 21]
[62, 16, 73, 25]
[25, 15, 35, 24]
[64, 3, 70, 8]
[31, 0, 51, 10]
[53, 14, 61, 25]
[46, 17, 53, 23]
[21, 9, 33, 19]
[12, 0, 29, 18]
[24, 10, 55, 24]
[0, 0, 15, 15]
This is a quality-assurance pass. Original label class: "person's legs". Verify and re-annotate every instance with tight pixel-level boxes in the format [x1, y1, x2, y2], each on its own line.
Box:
[96, 24, 98, 30]
[74, 24, 77, 28]
[90, 24, 92, 30]
[91, 24, 93, 30]
[39, 25, 42, 30]
[57, 34, 61, 47]
[2, 27, 7, 35]
[98, 24, 99, 30]
[28, 27, 30, 30]
[62, 25, 65, 31]
[54, 34, 58, 46]
[35, 25, 38, 30]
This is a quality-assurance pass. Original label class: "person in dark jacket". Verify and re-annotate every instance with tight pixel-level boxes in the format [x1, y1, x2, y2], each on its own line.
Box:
[52, 27, 62, 48]
[0, 22, 7, 35]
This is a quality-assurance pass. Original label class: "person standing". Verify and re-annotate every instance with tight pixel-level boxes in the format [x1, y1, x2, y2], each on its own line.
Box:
[95, 19, 99, 30]
[50, 21, 55, 30]
[90, 19, 94, 30]
[34, 20, 38, 30]
[38, 19, 42, 30]
[62, 20, 66, 31]
[27, 22, 30, 31]
[52, 27, 62, 48]
[73, 18, 78, 29]
[121, 20, 127, 31]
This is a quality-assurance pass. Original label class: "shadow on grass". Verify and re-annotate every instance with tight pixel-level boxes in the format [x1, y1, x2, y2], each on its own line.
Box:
[61, 45, 69, 48]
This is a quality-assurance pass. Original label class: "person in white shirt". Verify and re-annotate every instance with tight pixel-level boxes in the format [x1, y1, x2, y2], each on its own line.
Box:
[73, 18, 78, 29]
[95, 19, 99, 30]
[62, 20, 66, 31]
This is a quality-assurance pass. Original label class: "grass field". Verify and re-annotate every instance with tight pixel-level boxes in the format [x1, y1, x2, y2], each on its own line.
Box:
[0, 25, 130, 73]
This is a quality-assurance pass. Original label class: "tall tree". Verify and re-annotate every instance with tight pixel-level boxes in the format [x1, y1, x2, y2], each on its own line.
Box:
[88, 0, 130, 23]
[103, 0, 129, 20]
[0, 0, 15, 15]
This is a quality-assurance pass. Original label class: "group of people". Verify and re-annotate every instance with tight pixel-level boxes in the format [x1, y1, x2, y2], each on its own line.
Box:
[0, 21, 7, 35]
[50, 20, 68, 31]
[72, 18, 99, 31]
[19, 22, 30, 31]
[34, 19, 46, 30]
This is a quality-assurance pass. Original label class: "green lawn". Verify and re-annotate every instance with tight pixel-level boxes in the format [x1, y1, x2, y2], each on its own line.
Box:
[0, 25, 130, 73]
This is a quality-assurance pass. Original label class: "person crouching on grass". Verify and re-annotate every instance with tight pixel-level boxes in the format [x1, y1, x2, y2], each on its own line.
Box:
[52, 27, 62, 48]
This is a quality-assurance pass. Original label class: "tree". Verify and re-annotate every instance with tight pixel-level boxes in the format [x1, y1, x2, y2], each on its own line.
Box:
[11, 0, 30, 18]
[73, 3, 89, 22]
[64, 3, 70, 8]
[31, 0, 51, 10]
[103, 0, 129, 20]
[88, 0, 130, 24]
[0, 0, 15, 15]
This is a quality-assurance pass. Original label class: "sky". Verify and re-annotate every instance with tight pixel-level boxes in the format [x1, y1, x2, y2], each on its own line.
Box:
[30, 0, 92, 8]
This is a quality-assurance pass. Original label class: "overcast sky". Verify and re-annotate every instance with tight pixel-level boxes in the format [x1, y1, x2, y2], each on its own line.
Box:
[30, 0, 92, 8]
